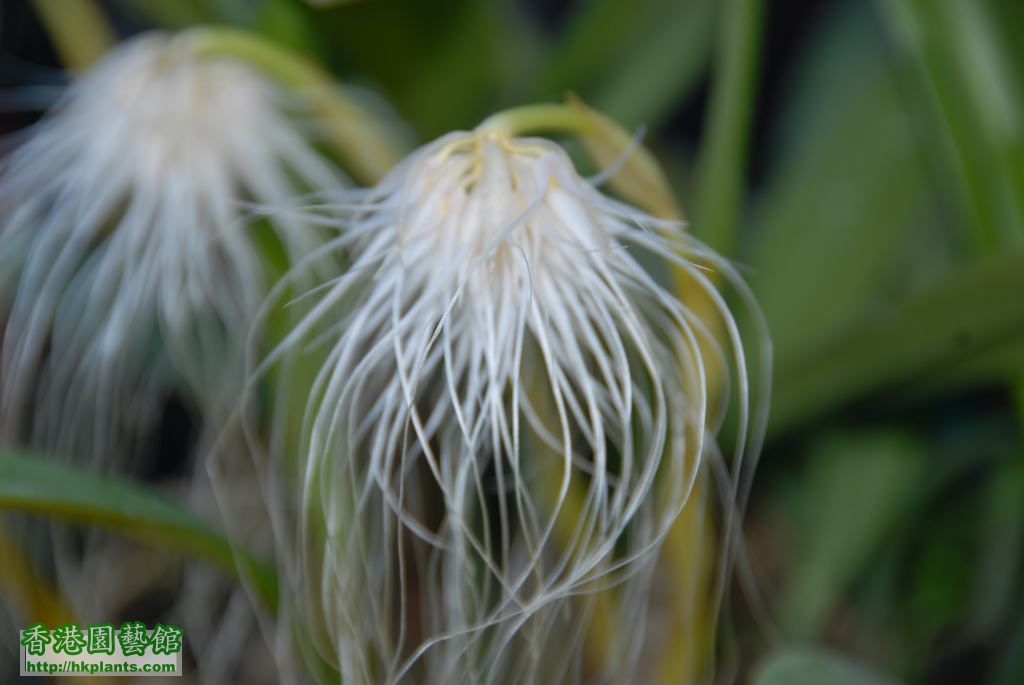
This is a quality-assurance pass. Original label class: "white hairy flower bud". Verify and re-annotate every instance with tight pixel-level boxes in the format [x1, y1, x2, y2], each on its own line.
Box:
[0, 32, 343, 465]
[257, 128, 766, 684]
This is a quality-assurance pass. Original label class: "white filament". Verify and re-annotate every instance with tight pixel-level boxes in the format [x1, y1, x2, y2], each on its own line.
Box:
[0, 32, 342, 466]
[0, 34, 347, 685]
[253, 130, 767, 684]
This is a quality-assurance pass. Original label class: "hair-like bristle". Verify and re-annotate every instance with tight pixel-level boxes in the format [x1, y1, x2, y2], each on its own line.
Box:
[240, 129, 769, 684]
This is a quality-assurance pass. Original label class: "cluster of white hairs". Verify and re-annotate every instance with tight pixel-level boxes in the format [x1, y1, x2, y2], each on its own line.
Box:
[245, 129, 767, 684]
[0, 32, 342, 467]
[0, 27, 769, 685]
[0, 33, 346, 684]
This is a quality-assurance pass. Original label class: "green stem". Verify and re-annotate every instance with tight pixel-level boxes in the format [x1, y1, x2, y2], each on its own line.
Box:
[478, 104, 595, 137]
[186, 27, 405, 184]
[694, 0, 763, 256]
[479, 100, 681, 220]
[32, 0, 115, 70]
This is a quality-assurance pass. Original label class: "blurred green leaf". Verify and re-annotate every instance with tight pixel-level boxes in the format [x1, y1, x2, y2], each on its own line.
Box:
[111, 0, 219, 27]
[748, 3, 954, 374]
[694, 0, 761, 254]
[841, 412, 1019, 677]
[255, 0, 323, 56]
[313, 0, 529, 136]
[905, 495, 974, 640]
[781, 430, 923, 637]
[115, 0, 325, 56]
[534, 0, 716, 128]
[771, 251, 1024, 436]
[968, 458, 1024, 633]
[895, 337, 1024, 401]
[400, 1, 522, 134]
[0, 451, 277, 608]
[877, 0, 1024, 250]
[534, 0, 658, 97]
[994, 609, 1024, 685]
[303, 0, 365, 7]
[755, 649, 902, 685]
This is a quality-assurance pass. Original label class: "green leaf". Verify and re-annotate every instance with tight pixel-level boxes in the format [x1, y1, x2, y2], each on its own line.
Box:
[110, 0, 219, 28]
[780, 430, 923, 637]
[693, 0, 762, 255]
[747, 2, 955, 375]
[313, 0, 529, 136]
[0, 451, 277, 608]
[755, 649, 902, 685]
[969, 457, 1024, 634]
[770, 251, 1024, 436]
[994, 610, 1024, 685]
[894, 336, 1024, 401]
[876, 0, 1024, 251]
[254, 0, 324, 56]
[533, 0, 655, 99]
[533, 0, 717, 129]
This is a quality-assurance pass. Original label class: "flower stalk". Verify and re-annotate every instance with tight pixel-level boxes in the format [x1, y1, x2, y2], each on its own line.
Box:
[31, 0, 115, 70]
[480, 97, 681, 221]
[186, 27, 407, 184]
